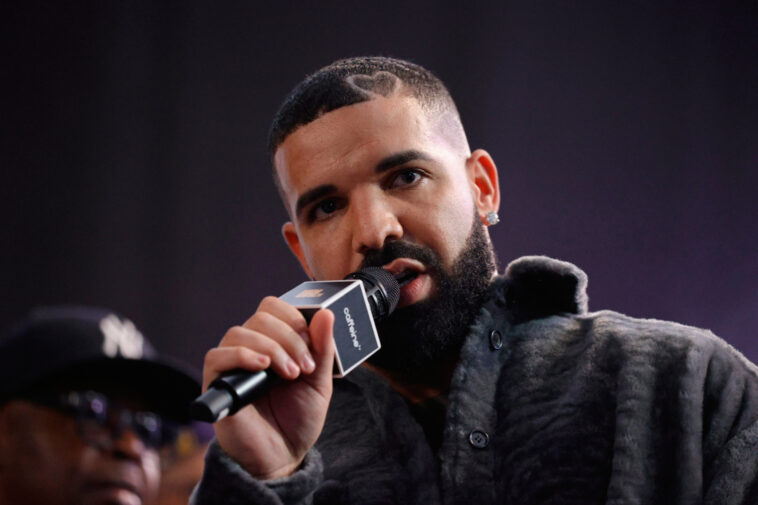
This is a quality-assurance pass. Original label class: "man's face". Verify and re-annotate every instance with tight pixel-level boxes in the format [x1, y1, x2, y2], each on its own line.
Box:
[277, 94, 499, 309]
[0, 389, 161, 505]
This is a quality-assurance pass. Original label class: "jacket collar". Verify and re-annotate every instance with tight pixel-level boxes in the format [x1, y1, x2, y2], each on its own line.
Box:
[491, 255, 589, 325]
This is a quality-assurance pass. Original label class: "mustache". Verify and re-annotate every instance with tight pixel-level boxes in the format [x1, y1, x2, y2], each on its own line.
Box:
[359, 240, 441, 272]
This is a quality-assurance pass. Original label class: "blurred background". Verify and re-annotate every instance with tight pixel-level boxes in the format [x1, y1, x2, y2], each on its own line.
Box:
[2, 1, 756, 370]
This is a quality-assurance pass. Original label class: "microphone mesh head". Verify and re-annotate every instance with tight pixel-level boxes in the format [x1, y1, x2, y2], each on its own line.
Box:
[355, 267, 400, 315]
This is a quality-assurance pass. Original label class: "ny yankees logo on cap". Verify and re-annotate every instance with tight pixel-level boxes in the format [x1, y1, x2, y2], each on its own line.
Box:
[99, 314, 144, 359]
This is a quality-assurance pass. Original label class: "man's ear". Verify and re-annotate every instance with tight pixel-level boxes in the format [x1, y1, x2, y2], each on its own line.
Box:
[282, 222, 314, 279]
[466, 149, 500, 222]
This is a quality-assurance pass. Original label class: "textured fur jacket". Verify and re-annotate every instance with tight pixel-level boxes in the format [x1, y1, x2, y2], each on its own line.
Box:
[193, 256, 758, 505]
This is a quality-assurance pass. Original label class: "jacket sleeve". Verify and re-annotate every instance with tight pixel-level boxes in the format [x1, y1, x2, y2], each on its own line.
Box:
[190, 440, 324, 505]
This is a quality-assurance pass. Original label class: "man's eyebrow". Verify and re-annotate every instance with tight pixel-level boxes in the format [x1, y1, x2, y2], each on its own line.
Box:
[375, 150, 432, 173]
[295, 184, 337, 219]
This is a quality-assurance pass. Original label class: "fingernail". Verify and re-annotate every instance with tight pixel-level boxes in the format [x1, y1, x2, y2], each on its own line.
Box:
[286, 358, 300, 377]
[302, 353, 316, 373]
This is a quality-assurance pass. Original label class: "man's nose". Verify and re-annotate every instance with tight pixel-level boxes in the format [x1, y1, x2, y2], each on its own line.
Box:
[350, 192, 402, 255]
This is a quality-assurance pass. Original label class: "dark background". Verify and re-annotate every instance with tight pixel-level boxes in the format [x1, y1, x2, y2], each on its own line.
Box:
[3, 2, 756, 372]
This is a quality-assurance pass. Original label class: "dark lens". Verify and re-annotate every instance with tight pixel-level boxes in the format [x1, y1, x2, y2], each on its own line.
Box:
[80, 392, 108, 423]
[74, 392, 111, 448]
[134, 411, 165, 448]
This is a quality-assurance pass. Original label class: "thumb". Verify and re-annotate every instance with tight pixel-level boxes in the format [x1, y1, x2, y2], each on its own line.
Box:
[307, 308, 335, 386]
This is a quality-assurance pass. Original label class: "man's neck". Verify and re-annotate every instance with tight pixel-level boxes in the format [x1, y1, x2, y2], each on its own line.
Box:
[364, 357, 458, 403]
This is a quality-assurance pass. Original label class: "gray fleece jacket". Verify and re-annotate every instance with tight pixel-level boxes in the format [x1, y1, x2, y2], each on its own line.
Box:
[192, 256, 758, 504]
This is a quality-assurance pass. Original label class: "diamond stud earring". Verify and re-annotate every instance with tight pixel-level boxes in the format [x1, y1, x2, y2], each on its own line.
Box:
[485, 211, 500, 226]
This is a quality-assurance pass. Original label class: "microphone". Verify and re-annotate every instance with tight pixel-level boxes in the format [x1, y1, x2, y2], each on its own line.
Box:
[190, 267, 400, 423]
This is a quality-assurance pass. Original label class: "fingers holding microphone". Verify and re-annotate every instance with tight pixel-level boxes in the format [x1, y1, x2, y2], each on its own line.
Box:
[201, 299, 335, 479]
[195, 296, 317, 421]
[193, 269, 399, 479]
[195, 269, 399, 425]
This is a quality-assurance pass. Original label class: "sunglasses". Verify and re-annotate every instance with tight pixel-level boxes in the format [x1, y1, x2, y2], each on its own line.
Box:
[25, 390, 179, 450]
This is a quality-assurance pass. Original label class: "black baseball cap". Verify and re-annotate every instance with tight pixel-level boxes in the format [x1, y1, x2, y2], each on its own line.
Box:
[0, 306, 201, 423]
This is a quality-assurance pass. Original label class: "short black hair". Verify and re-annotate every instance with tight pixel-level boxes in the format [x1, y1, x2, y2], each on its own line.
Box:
[267, 56, 460, 159]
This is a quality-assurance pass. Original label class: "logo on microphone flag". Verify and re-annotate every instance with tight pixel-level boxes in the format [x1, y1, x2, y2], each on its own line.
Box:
[296, 288, 324, 298]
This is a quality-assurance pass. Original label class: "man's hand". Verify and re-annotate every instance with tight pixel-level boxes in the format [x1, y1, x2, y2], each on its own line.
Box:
[201, 297, 335, 479]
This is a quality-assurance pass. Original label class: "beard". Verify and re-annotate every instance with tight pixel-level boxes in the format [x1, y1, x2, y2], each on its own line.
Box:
[360, 213, 497, 382]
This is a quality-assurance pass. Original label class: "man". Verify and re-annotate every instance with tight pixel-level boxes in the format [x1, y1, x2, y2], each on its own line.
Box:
[0, 306, 201, 505]
[192, 57, 758, 504]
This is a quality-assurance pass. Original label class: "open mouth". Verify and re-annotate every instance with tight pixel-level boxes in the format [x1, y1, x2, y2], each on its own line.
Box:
[395, 270, 419, 286]
[381, 258, 430, 307]
[382, 258, 425, 284]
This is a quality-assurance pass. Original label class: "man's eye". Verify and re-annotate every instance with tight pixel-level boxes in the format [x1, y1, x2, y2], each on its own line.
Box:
[311, 199, 340, 220]
[389, 169, 423, 188]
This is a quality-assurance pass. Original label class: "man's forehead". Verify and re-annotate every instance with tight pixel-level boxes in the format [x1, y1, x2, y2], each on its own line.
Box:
[273, 96, 430, 187]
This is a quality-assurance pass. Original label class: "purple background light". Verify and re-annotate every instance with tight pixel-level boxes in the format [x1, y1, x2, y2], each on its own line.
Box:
[2, 2, 756, 370]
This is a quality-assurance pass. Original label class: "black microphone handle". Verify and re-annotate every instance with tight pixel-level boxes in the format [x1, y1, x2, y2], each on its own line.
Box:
[190, 369, 281, 422]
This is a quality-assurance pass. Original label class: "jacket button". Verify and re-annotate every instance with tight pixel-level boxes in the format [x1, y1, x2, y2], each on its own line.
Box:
[468, 429, 489, 449]
[489, 330, 503, 350]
